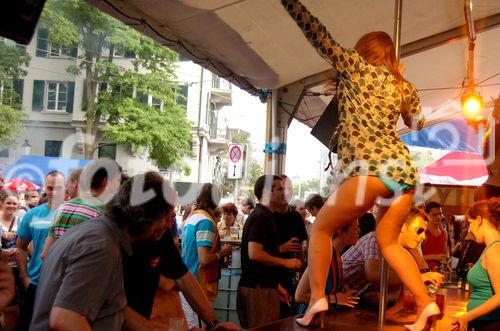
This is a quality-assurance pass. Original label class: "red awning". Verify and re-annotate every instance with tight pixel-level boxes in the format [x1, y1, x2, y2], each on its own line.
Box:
[419, 151, 488, 185]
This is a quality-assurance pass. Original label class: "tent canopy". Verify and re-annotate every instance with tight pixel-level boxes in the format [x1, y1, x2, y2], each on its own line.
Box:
[419, 150, 488, 185]
[86, 0, 500, 132]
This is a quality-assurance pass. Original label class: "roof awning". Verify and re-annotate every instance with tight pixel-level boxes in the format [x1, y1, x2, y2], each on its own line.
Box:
[418, 150, 488, 185]
[86, 0, 500, 131]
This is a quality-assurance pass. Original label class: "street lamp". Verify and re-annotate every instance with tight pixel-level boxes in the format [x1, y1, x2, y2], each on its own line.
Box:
[22, 139, 31, 155]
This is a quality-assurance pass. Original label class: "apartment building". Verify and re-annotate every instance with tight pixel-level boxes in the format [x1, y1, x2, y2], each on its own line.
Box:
[1, 28, 233, 183]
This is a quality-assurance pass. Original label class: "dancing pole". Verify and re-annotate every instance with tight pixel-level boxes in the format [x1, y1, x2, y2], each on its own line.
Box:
[378, 0, 403, 326]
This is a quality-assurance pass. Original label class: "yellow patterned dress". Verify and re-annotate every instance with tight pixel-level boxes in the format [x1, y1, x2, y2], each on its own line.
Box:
[282, 0, 425, 188]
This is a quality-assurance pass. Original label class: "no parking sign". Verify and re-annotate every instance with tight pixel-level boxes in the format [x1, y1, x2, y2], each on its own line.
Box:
[227, 144, 244, 179]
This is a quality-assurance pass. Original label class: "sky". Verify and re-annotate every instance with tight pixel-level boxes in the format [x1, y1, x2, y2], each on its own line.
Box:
[225, 85, 326, 181]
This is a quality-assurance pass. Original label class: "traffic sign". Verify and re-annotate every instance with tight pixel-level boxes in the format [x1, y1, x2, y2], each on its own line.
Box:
[227, 144, 244, 179]
[229, 145, 242, 163]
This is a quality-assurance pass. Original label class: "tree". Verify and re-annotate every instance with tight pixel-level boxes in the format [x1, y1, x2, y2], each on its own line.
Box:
[0, 41, 30, 144]
[40, 0, 192, 167]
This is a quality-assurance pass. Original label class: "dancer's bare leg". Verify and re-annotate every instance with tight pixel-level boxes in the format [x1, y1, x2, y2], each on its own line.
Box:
[308, 176, 390, 304]
[376, 191, 432, 309]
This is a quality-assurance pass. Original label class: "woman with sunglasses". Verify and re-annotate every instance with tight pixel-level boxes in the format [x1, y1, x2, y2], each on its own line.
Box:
[450, 198, 500, 331]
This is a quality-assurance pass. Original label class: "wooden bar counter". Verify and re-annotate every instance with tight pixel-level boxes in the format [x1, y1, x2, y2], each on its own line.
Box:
[249, 285, 469, 331]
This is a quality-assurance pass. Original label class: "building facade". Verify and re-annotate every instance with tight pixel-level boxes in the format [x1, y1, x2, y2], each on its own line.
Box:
[1, 28, 233, 183]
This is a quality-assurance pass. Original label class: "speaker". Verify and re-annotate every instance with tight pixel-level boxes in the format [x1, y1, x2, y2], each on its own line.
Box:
[310, 97, 340, 150]
[0, 0, 47, 45]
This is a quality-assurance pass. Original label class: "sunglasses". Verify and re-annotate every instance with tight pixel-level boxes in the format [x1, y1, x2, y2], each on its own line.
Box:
[415, 227, 426, 235]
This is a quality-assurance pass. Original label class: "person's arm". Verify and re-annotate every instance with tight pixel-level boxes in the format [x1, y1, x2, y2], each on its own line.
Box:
[248, 242, 301, 269]
[280, 0, 361, 76]
[49, 307, 92, 331]
[0, 258, 14, 310]
[423, 253, 447, 263]
[456, 245, 500, 327]
[41, 235, 56, 261]
[175, 272, 217, 324]
[16, 237, 31, 287]
[197, 245, 232, 268]
[407, 248, 429, 271]
[123, 306, 158, 331]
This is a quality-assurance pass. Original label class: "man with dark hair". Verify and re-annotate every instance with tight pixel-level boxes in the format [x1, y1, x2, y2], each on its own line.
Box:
[40, 158, 122, 259]
[16, 170, 66, 331]
[304, 193, 325, 217]
[30, 172, 172, 330]
[66, 167, 84, 200]
[422, 201, 449, 270]
[240, 197, 254, 215]
[273, 175, 308, 318]
[237, 175, 302, 328]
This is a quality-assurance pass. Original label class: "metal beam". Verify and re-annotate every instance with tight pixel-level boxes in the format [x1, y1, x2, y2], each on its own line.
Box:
[401, 13, 500, 57]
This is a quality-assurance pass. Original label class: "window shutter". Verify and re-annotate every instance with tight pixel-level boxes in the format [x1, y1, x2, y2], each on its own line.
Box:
[138, 92, 148, 104]
[121, 84, 133, 98]
[70, 45, 78, 58]
[124, 50, 135, 59]
[36, 28, 49, 57]
[12, 79, 24, 106]
[32, 80, 45, 112]
[176, 85, 188, 108]
[66, 81, 75, 113]
[81, 79, 87, 112]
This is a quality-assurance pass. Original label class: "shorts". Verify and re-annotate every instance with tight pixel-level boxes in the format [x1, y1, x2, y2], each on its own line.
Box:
[378, 177, 413, 193]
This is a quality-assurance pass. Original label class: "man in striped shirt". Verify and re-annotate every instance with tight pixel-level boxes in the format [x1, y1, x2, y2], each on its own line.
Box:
[41, 158, 122, 258]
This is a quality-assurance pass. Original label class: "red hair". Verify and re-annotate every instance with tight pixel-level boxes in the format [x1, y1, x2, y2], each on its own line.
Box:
[354, 31, 404, 84]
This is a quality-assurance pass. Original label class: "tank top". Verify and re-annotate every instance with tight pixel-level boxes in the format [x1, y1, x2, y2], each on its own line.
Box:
[421, 227, 446, 270]
[467, 240, 500, 321]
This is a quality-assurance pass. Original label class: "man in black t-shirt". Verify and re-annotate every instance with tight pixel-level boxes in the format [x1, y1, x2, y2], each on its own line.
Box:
[237, 175, 302, 329]
[273, 175, 308, 318]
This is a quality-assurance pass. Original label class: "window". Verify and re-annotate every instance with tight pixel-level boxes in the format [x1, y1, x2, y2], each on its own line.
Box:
[45, 140, 62, 157]
[175, 85, 188, 109]
[36, 28, 77, 58]
[1, 79, 23, 107]
[0, 147, 9, 158]
[98, 144, 116, 160]
[152, 97, 162, 111]
[46, 82, 68, 111]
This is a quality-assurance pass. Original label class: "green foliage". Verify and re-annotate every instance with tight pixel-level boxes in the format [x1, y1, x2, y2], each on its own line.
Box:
[0, 43, 30, 80]
[0, 42, 30, 144]
[102, 98, 192, 168]
[41, 0, 192, 167]
[0, 104, 24, 144]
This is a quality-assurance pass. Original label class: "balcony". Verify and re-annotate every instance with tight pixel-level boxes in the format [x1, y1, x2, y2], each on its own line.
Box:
[208, 125, 230, 154]
[209, 75, 232, 109]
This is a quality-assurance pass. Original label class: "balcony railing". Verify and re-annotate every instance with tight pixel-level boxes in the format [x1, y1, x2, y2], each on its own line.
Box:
[211, 75, 231, 91]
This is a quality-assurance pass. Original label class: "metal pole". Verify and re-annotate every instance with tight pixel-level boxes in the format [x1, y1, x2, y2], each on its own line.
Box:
[378, 0, 403, 326]
[264, 94, 273, 175]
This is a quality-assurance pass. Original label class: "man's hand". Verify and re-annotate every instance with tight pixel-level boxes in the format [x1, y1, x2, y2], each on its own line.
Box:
[219, 245, 233, 258]
[279, 237, 302, 254]
[277, 284, 292, 304]
[282, 258, 302, 270]
[450, 315, 468, 331]
[335, 289, 359, 308]
[421, 272, 445, 287]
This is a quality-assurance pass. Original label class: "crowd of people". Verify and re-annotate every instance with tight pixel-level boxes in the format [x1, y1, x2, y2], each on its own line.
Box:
[0, 161, 497, 331]
[0, 0, 497, 330]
